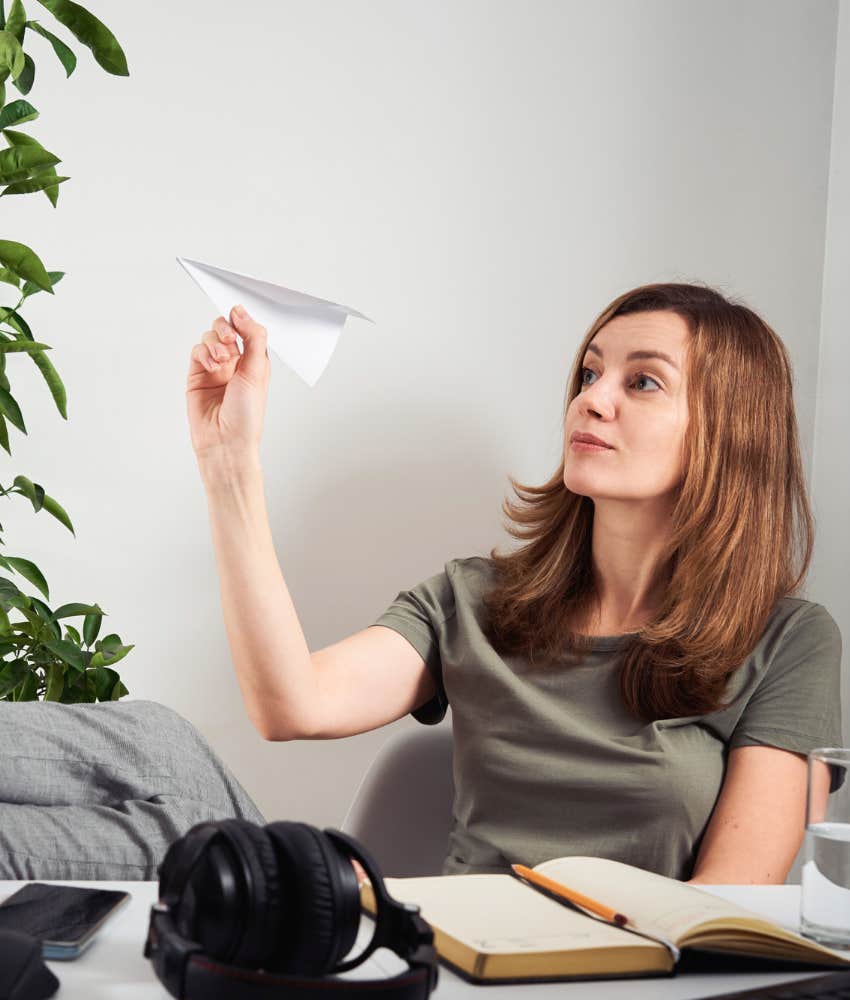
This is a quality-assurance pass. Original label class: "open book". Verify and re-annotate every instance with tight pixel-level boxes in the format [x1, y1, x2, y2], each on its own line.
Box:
[360, 856, 850, 983]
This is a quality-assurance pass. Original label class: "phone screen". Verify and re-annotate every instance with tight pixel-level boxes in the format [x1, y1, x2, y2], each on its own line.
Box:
[0, 883, 130, 959]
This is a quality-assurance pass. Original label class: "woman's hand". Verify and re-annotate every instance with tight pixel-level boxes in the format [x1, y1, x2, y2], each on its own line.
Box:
[186, 305, 271, 460]
[351, 858, 370, 887]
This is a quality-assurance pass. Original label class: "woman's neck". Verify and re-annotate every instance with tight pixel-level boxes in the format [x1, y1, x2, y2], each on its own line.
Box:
[588, 496, 675, 629]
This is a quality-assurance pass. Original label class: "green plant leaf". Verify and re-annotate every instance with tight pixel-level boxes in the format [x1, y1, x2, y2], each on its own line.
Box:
[0, 266, 19, 286]
[0, 143, 59, 183]
[15, 669, 37, 699]
[2, 173, 67, 196]
[82, 608, 100, 645]
[95, 632, 120, 651]
[5, 0, 25, 42]
[0, 240, 52, 291]
[11, 51, 33, 94]
[9, 475, 74, 535]
[22, 346, 64, 417]
[89, 664, 116, 700]
[63, 622, 80, 643]
[44, 660, 64, 699]
[0, 384, 24, 431]
[89, 641, 132, 668]
[25, 19, 75, 75]
[62, 665, 94, 702]
[0, 29, 25, 79]
[110, 678, 128, 699]
[30, 594, 61, 639]
[0, 307, 68, 420]
[0, 303, 29, 328]
[41, 635, 83, 671]
[47, 601, 100, 623]
[9, 604, 38, 635]
[3, 128, 60, 203]
[21, 269, 63, 297]
[4, 597, 32, 618]
[0, 573, 24, 600]
[0, 657, 26, 697]
[2, 125, 39, 148]
[0, 600, 10, 635]
[39, 493, 73, 533]
[13, 474, 43, 511]
[0, 338, 52, 352]
[28, 594, 51, 618]
[2, 555, 47, 598]
[34, 0, 127, 75]
[0, 97, 37, 129]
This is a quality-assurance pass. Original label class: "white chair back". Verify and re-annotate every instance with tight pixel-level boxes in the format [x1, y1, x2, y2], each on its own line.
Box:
[340, 722, 454, 877]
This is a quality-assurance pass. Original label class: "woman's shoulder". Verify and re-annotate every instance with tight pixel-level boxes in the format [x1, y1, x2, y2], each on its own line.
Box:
[445, 554, 498, 589]
[754, 597, 842, 670]
[768, 596, 840, 639]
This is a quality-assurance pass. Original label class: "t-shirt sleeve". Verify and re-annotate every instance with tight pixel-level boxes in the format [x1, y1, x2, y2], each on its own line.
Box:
[729, 602, 845, 793]
[372, 566, 454, 726]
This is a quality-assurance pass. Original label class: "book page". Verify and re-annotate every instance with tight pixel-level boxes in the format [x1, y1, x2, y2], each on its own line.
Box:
[380, 874, 665, 956]
[533, 857, 787, 944]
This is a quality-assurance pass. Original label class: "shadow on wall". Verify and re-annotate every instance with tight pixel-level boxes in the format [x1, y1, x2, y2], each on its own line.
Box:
[268, 402, 520, 644]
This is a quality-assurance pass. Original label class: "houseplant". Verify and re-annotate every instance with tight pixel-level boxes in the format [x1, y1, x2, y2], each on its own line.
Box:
[0, 0, 132, 702]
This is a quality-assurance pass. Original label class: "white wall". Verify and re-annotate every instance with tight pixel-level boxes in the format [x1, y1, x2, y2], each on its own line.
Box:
[797, 0, 850, 880]
[4, 0, 844, 880]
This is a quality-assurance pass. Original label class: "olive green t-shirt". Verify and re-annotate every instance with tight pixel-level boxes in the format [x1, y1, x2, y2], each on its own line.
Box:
[373, 555, 844, 881]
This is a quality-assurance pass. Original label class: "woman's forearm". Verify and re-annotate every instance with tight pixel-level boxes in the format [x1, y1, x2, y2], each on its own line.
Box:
[197, 446, 315, 740]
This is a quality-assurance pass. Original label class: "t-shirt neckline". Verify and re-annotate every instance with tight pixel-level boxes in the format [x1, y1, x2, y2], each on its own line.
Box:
[582, 631, 639, 650]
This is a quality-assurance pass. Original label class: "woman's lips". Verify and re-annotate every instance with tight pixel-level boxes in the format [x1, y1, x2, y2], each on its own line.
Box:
[570, 440, 613, 452]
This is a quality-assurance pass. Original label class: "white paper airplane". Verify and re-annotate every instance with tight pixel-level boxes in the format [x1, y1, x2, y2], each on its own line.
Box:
[177, 256, 373, 387]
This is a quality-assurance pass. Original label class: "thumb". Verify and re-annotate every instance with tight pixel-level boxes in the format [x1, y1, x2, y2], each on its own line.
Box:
[230, 304, 269, 376]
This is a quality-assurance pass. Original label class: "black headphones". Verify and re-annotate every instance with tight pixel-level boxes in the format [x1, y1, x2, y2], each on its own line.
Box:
[144, 818, 439, 999]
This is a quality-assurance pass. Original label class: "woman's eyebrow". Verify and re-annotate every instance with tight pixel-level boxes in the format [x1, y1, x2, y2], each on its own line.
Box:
[585, 341, 679, 372]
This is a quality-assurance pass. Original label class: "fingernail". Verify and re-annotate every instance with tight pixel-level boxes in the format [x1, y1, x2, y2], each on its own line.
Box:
[234, 304, 245, 317]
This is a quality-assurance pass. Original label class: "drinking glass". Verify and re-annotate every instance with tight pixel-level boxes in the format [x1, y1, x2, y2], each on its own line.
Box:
[800, 747, 850, 947]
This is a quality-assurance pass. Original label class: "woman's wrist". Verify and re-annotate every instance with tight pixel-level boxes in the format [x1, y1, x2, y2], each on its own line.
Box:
[196, 444, 263, 488]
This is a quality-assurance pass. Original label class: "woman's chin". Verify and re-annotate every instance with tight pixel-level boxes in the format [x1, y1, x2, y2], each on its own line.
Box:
[563, 470, 602, 497]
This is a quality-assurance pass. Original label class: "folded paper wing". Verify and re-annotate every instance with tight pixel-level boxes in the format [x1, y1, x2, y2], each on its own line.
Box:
[177, 256, 373, 387]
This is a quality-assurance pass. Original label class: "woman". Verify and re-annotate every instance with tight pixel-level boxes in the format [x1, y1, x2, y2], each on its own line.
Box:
[187, 282, 842, 885]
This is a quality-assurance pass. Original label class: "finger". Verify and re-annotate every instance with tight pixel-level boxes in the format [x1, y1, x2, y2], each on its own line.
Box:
[211, 316, 238, 345]
[229, 305, 269, 379]
[202, 327, 238, 364]
[351, 858, 370, 886]
[190, 343, 223, 374]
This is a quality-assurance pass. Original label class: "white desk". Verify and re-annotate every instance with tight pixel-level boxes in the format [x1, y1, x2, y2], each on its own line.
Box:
[0, 880, 840, 998]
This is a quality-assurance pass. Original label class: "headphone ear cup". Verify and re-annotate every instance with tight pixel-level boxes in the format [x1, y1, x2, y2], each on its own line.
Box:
[190, 819, 282, 968]
[265, 821, 360, 975]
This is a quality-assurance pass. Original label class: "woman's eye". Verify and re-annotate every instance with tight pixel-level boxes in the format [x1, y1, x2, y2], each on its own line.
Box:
[633, 372, 661, 391]
[580, 367, 661, 392]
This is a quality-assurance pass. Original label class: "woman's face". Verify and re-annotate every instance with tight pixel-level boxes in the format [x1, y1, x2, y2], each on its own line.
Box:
[563, 310, 690, 503]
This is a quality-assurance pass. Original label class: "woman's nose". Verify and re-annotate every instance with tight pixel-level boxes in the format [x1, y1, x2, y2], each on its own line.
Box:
[577, 380, 616, 419]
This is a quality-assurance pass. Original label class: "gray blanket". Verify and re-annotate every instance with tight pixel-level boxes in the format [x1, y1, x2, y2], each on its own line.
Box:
[0, 699, 266, 880]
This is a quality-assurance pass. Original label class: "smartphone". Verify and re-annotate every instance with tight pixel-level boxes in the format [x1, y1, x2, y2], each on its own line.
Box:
[0, 882, 130, 959]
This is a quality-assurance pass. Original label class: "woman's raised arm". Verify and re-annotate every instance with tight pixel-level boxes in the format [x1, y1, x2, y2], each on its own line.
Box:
[187, 307, 435, 740]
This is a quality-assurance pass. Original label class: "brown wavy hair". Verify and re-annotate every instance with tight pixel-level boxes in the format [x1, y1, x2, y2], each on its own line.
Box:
[481, 281, 814, 722]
